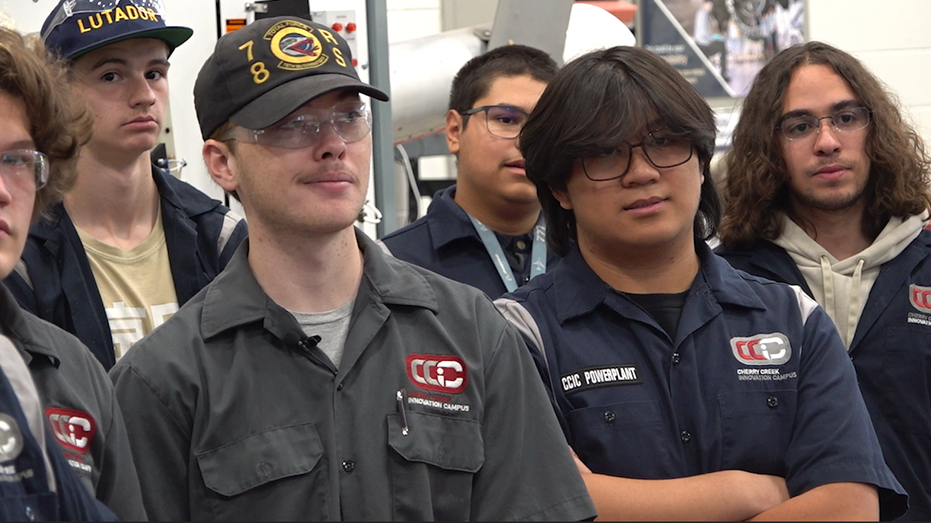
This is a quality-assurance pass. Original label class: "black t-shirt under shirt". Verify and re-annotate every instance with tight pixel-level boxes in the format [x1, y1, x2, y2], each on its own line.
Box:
[625, 290, 689, 338]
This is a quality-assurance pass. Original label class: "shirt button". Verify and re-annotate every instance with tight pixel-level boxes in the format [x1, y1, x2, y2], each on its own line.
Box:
[522, 276, 530, 284]
[342, 460, 355, 473]
[516, 240, 527, 250]
[767, 396, 779, 408]
[680, 431, 691, 444]
[603, 410, 616, 423]
[337, 383, 343, 391]
[672, 353, 681, 364]
[25, 506, 34, 521]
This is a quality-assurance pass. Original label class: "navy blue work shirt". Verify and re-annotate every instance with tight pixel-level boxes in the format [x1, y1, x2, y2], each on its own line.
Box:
[379, 185, 559, 298]
[496, 241, 907, 519]
[717, 230, 931, 520]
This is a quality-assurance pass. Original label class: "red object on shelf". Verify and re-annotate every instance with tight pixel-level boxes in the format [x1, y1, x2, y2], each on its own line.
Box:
[575, 0, 637, 26]
[331, 22, 343, 32]
[346, 22, 357, 33]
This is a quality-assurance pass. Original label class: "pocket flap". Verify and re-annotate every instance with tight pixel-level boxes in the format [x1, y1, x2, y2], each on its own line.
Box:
[197, 423, 323, 496]
[387, 412, 484, 473]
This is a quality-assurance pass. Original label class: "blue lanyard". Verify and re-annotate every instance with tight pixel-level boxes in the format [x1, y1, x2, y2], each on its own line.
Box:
[468, 214, 547, 293]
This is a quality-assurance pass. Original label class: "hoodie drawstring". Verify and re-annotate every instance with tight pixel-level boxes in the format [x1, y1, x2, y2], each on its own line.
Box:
[820, 255, 835, 324]
[820, 255, 865, 350]
[845, 258, 866, 349]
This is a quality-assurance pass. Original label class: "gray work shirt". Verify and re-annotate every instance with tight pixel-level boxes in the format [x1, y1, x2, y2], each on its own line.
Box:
[0, 284, 146, 521]
[111, 229, 596, 521]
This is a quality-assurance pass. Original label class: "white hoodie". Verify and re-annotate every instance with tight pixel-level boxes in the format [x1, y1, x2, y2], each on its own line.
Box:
[773, 211, 929, 349]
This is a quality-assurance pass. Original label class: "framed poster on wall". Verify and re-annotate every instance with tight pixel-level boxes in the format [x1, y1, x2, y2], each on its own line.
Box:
[638, 0, 805, 98]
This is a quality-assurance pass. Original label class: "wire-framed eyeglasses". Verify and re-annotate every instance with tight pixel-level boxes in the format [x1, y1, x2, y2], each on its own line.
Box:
[580, 133, 693, 181]
[460, 105, 529, 139]
[777, 106, 871, 141]
[0, 149, 49, 191]
[220, 100, 372, 149]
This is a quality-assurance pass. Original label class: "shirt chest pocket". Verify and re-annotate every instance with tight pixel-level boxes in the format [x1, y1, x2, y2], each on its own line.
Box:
[880, 325, 931, 436]
[718, 389, 797, 475]
[196, 423, 327, 520]
[386, 411, 484, 521]
[567, 400, 674, 479]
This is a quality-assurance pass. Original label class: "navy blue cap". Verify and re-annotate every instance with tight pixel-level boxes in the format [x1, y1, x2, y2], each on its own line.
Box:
[194, 16, 388, 140]
[41, 0, 193, 61]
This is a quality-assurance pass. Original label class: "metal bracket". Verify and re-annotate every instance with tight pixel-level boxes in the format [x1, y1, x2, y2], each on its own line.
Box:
[473, 25, 493, 43]
[244, 2, 269, 13]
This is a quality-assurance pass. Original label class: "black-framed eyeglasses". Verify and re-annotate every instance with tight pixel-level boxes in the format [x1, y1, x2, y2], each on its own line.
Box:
[580, 132, 693, 181]
[460, 105, 528, 139]
[0, 149, 49, 191]
[777, 106, 871, 141]
[220, 100, 372, 149]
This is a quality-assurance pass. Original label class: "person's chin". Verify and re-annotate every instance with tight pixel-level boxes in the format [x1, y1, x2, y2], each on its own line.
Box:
[503, 191, 542, 207]
[0, 254, 16, 280]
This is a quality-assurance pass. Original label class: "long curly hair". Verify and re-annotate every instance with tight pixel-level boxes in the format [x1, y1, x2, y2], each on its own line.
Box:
[719, 41, 931, 249]
[0, 28, 92, 221]
[519, 46, 720, 257]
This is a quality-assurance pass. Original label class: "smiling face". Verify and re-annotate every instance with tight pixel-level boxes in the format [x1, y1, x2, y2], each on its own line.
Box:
[0, 90, 38, 278]
[554, 128, 703, 259]
[70, 38, 169, 161]
[213, 89, 371, 238]
[780, 64, 871, 217]
[447, 74, 548, 219]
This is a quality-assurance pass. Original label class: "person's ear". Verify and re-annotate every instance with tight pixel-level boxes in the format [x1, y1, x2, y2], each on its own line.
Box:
[552, 187, 573, 210]
[446, 109, 463, 155]
[202, 139, 240, 195]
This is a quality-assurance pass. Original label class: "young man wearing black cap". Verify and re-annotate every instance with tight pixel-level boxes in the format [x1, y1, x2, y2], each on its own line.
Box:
[3, 0, 248, 370]
[110, 16, 597, 522]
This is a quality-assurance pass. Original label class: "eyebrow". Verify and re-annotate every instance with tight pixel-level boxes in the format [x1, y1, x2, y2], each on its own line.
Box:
[1, 140, 37, 151]
[89, 57, 171, 70]
[780, 99, 861, 120]
[488, 104, 531, 113]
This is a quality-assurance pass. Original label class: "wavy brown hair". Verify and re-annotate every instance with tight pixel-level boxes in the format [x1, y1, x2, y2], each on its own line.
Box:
[0, 27, 91, 221]
[720, 41, 931, 249]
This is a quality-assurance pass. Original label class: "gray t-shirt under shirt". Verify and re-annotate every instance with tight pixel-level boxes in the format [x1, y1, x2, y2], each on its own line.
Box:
[289, 299, 355, 368]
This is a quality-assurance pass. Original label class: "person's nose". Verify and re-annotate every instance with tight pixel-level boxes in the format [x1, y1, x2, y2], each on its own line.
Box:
[621, 146, 660, 186]
[813, 117, 842, 156]
[128, 74, 157, 108]
[313, 121, 348, 161]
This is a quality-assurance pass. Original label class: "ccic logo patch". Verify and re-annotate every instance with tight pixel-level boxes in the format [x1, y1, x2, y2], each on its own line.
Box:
[910, 284, 931, 313]
[730, 333, 791, 365]
[0, 414, 24, 462]
[561, 365, 641, 394]
[264, 20, 347, 71]
[46, 408, 95, 455]
[406, 354, 467, 394]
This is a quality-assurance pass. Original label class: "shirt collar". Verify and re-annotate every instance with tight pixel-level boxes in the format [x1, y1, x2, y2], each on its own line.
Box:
[552, 240, 766, 323]
[425, 185, 484, 249]
[200, 228, 440, 341]
[0, 284, 61, 367]
[698, 241, 769, 310]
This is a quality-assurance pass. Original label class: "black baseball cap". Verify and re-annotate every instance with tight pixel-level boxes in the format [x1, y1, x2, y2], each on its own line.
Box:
[194, 16, 389, 140]
[41, 0, 192, 61]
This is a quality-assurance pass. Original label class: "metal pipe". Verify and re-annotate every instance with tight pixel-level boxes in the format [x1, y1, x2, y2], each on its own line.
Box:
[365, 0, 396, 236]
